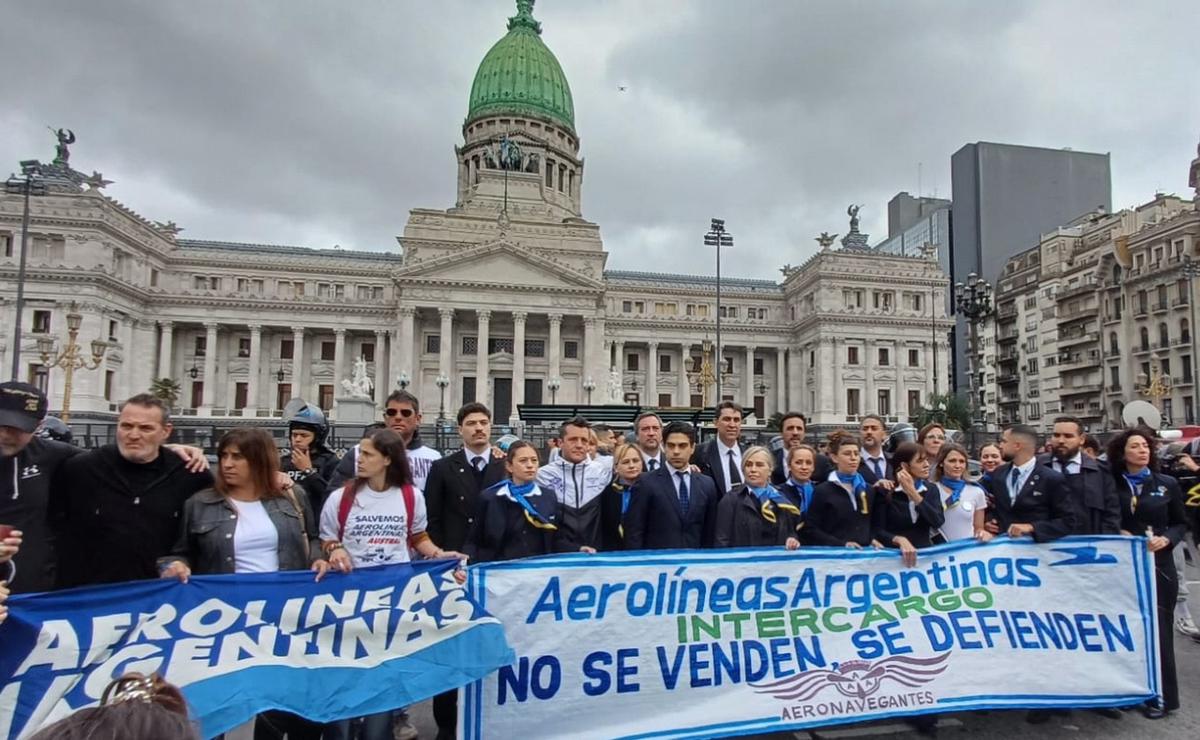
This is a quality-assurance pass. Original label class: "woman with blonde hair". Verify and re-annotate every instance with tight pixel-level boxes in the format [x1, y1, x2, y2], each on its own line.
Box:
[716, 446, 803, 548]
[933, 443, 990, 542]
[601, 441, 645, 550]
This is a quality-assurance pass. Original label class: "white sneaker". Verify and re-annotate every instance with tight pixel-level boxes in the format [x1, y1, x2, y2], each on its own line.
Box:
[1174, 615, 1200, 638]
[393, 715, 419, 740]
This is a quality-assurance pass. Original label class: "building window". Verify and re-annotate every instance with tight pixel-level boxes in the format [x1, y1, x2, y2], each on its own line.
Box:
[564, 340, 579, 359]
[488, 337, 514, 354]
[847, 346, 860, 365]
[1187, 398, 1196, 425]
[194, 336, 206, 357]
[238, 337, 251, 358]
[1159, 323, 1170, 347]
[1110, 366, 1120, 390]
[193, 275, 220, 290]
[1140, 327, 1150, 352]
[103, 371, 115, 401]
[877, 390, 891, 416]
[1183, 319, 1192, 344]
[809, 350, 815, 367]
[318, 384, 334, 410]
[31, 310, 51, 334]
[276, 383, 292, 410]
[908, 349, 920, 367]
[234, 382, 248, 410]
[190, 381, 204, 409]
[622, 300, 632, 313]
[320, 341, 335, 361]
[753, 358, 764, 375]
[425, 334, 440, 354]
[626, 353, 639, 371]
[150, 269, 159, 287]
[659, 354, 672, 373]
[1, 232, 12, 257]
[634, 301, 645, 313]
[878, 348, 890, 366]
[237, 278, 264, 293]
[525, 339, 545, 358]
[908, 390, 921, 416]
[280, 339, 294, 359]
[1109, 333, 1119, 355]
[462, 376, 476, 404]
[361, 342, 375, 363]
[1164, 399, 1174, 423]
[659, 393, 673, 407]
[107, 320, 119, 341]
[1184, 355, 1193, 383]
[462, 336, 477, 355]
[847, 388, 861, 416]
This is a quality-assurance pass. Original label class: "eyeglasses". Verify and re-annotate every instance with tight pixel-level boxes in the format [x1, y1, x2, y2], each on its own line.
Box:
[384, 408, 416, 418]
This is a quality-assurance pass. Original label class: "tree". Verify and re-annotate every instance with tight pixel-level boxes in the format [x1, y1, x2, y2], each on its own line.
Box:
[913, 393, 973, 433]
[149, 377, 182, 410]
[765, 411, 785, 432]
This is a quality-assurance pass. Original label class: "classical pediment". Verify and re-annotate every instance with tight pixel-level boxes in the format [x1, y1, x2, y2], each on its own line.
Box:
[395, 240, 603, 292]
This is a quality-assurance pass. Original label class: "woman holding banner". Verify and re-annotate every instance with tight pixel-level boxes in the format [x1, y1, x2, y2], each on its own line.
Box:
[871, 442, 944, 566]
[160, 428, 327, 740]
[715, 446, 803, 548]
[802, 432, 878, 549]
[601, 442, 644, 550]
[933, 443, 990, 542]
[1108, 428, 1187, 719]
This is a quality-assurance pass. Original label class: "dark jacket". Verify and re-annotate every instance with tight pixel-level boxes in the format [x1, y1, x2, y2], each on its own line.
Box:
[281, 445, 340, 517]
[600, 478, 638, 551]
[425, 449, 505, 551]
[693, 438, 746, 495]
[871, 484, 945, 549]
[1115, 471, 1188, 548]
[623, 466, 719, 550]
[858, 451, 894, 487]
[986, 462, 1077, 542]
[463, 483, 566, 563]
[1037, 453, 1120, 535]
[715, 484, 804, 548]
[162, 487, 319, 575]
[802, 480, 876, 547]
[53, 444, 212, 588]
[1, 438, 81, 593]
[537, 456, 612, 551]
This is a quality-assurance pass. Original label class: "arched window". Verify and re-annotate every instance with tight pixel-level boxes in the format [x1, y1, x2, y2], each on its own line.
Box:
[1182, 318, 1191, 344]
[1111, 264, 1122, 283]
[1159, 323, 1170, 348]
[1140, 327, 1150, 352]
[1109, 332, 1119, 355]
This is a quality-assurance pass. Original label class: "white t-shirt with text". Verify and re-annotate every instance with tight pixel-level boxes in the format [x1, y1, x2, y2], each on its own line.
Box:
[319, 485, 428, 567]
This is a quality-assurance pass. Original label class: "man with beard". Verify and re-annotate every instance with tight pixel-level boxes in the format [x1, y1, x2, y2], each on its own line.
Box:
[1042, 416, 1117, 535]
[770, 412, 831, 484]
[857, 414, 895, 490]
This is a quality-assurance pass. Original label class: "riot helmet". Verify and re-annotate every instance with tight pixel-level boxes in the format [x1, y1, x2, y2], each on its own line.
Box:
[282, 398, 329, 447]
[35, 415, 73, 444]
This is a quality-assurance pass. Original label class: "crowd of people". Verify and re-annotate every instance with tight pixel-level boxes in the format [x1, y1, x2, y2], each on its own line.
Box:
[1, 377, 1196, 738]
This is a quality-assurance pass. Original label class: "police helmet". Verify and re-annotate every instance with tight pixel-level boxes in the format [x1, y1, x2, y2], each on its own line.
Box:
[35, 415, 73, 444]
[884, 422, 918, 455]
[282, 398, 329, 446]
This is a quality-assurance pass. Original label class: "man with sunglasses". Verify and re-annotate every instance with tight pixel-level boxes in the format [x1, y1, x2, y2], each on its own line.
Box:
[329, 390, 441, 491]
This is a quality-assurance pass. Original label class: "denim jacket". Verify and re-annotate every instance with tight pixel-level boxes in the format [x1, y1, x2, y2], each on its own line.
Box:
[160, 488, 320, 575]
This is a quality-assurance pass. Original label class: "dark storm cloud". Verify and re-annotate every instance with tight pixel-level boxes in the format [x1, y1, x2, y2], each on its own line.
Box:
[2, 0, 1197, 278]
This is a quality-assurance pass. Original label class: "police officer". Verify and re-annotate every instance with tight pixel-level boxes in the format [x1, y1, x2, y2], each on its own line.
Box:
[279, 398, 340, 515]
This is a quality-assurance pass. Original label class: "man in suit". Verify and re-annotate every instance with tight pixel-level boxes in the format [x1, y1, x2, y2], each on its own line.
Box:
[1042, 416, 1118, 535]
[634, 411, 667, 472]
[988, 424, 1076, 543]
[625, 421, 719, 549]
[693, 401, 746, 494]
[424, 401, 504, 740]
[770, 412, 832, 485]
[858, 414, 895, 489]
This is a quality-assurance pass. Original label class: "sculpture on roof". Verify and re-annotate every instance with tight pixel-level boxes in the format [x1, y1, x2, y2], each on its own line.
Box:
[1189, 134, 1200, 203]
[154, 220, 183, 237]
[499, 136, 522, 171]
[340, 356, 374, 399]
[84, 171, 113, 190]
[607, 367, 622, 403]
[51, 128, 76, 165]
[847, 204, 862, 232]
[780, 263, 798, 278]
[815, 232, 838, 251]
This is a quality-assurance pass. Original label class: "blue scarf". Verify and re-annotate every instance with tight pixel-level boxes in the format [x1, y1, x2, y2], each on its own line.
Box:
[978, 471, 993, 487]
[835, 471, 870, 513]
[788, 478, 815, 515]
[751, 485, 800, 522]
[505, 480, 557, 530]
[1123, 469, 1153, 514]
[940, 476, 968, 508]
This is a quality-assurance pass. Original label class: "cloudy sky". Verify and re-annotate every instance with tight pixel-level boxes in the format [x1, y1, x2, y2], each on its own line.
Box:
[3, 0, 1198, 279]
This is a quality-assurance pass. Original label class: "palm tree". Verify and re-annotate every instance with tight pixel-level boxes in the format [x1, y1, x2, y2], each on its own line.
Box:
[913, 393, 973, 433]
[149, 377, 182, 410]
[765, 411, 785, 432]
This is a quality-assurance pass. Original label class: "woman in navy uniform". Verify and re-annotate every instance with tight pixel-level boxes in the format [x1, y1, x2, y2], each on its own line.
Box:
[778, 444, 819, 547]
[715, 446, 803, 548]
[465, 440, 594, 563]
[803, 431, 877, 549]
[871, 442, 944, 567]
[1108, 428, 1187, 719]
[600, 442, 644, 550]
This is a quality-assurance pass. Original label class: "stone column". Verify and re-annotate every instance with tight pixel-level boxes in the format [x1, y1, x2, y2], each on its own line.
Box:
[157, 321, 173, 380]
[200, 322, 218, 412]
[438, 308, 454, 384]
[647, 342, 659, 405]
[374, 329, 388, 409]
[776, 347, 787, 414]
[333, 328, 347, 385]
[246, 324, 262, 413]
[476, 309, 491, 406]
[399, 306, 416, 387]
[583, 316, 597, 394]
[679, 344, 692, 405]
[614, 340, 625, 400]
[548, 313, 563, 388]
[291, 327, 306, 400]
[864, 339, 874, 417]
[818, 337, 835, 421]
[512, 311, 527, 421]
[744, 345, 757, 411]
[925, 342, 936, 400]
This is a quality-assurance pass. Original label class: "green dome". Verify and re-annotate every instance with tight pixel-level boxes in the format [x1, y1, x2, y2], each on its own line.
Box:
[467, 1, 575, 133]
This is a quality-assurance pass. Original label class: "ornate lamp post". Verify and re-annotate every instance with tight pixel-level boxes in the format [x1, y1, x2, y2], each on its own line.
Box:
[954, 272, 993, 435]
[686, 340, 731, 406]
[547, 376, 561, 404]
[1182, 256, 1200, 423]
[6, 159, 46, 380]
[1139, 354, 1172, 414]
[582, 376, 597, 404]
[704, 218, 734, 404]
[435, 373, 450, 421]
[36, 303, 107, 422]
[396, 371, 410, 390]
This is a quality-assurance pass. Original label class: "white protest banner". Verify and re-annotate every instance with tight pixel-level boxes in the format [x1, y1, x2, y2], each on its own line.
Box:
[462, 536, 1158, 739]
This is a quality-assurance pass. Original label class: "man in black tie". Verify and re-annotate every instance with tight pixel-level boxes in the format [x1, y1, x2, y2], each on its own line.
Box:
[693, 401, 745, 494]
[635, 411, 666, 471]
[1042, 416, 1118, 535]
[625, 422, 718, 549]
[987, 424, 1075, 542]
[424, 402, 505, 740]
[858, 415, 894, 490]
[770, 412, 832, 484]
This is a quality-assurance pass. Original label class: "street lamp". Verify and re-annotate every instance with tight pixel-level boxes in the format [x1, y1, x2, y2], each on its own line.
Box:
[435, 373, 450, 421]
[548, 376, 561, 404]
[188, 363, 200, 380]
[1139, 354, 1172, 419]
[6, 159, 47, 380]
[1182, 256, 1200, 423]
[704, 218, 734, 404]
[275, 368, 285, 383]
[396, 371, 410, 390]
[954, 272, 993, 437]
[685, 340, 731, 406]
[37, 302, 107, 422]
[583, 376, 597, 404]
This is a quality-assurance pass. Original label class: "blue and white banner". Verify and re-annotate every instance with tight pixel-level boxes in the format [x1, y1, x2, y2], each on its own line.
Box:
[0, 560, 513, 739]
[462, 537, 1159, 739]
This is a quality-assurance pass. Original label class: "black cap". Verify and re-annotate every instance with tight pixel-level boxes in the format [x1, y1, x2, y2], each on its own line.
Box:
[0, 382, 48, 432]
